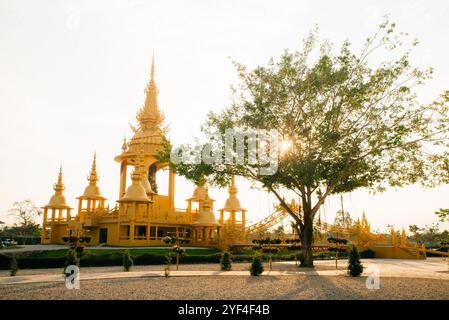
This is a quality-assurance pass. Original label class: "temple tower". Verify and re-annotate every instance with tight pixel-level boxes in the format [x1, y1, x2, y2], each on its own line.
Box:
[219, 177, 247, 245]
[192, 193, 220, 244]
[186, 177, 215, 219]
[76, 152, 107, 223]
[114, 56, 175, 212]
[115, 147, 153, 245]
[41, 166, 73, 243]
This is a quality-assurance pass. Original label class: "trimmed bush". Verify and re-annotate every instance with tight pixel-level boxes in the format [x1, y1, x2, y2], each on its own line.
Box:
[165, 253, 174, 265]
[122, 250, 133, 272]
[262, 248, 280, 254]
[64, 249, 80, 277]
[220, 252, 232, 271]
[133, 253, 166, 265]
[250, 253, 264, 276]
[360, 249, 375, 259]
[80, 253, 122, 267]
[348, 245, 364, 277]
[65, 249, 79, 267]
[10, 254, 18, 276]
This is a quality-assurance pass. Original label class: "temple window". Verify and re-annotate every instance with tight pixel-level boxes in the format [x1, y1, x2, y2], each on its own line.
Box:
[157, 226, 176, 239]
[150, 226, 157, 240]
[134, 225, 147, 239]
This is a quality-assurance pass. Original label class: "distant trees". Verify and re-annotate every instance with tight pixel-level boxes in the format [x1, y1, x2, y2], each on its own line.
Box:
[1, 200, 42, 243]
[407, 223, 448, 247]
[273, 225, 285, 238]
[333, 211, 353, 228]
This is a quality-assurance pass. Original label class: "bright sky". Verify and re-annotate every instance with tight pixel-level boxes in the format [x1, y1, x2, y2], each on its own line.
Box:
[1, 0, 449, 232]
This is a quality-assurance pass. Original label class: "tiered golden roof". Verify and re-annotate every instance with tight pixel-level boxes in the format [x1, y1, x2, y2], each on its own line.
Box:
[44, 166, 72, 209]
[193, 193, 219, 226]
[221, 177, 244, 211]
[187, 177, 215, 202]
[115, 55, 166, 164]
[119, 148, 153, 203]
[78, 153, 106, 200]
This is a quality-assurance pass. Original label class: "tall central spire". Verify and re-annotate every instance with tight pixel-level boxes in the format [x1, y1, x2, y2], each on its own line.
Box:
[136, 54, 163, 130]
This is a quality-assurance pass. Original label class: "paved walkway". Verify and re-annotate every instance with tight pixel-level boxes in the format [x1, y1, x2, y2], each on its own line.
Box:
[0, 258, 448, 286]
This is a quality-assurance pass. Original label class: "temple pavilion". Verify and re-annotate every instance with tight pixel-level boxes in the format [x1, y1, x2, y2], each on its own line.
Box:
[41, 58, 247, 248]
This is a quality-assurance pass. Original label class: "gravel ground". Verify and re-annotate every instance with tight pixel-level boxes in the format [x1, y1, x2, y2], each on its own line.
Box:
[1, 275, 449, 300]
[0, 261, 346, 277]
[2, 260, 449, 300]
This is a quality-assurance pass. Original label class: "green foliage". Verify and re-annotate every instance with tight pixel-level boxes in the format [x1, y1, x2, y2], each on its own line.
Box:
[220, 252, 232, 271]
[165, 253, 174, 266]
[250, 253, 264, 276]
[407, 223, 447, 247]
[333, 211, 353, 228]
[64, 249, 79, 276]
[157, 18, 449, 268]
[435, 208, 449, 223]
[122, 250, 133, 272]
[10, 254, 18, 276]
[348, 246, 363, 277]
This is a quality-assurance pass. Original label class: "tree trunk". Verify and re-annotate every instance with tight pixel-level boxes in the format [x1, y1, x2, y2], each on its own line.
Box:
[300, 213, 314, 268]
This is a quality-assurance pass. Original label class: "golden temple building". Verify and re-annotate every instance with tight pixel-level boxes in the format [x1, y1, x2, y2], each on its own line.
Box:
[41, 58, 247, 248]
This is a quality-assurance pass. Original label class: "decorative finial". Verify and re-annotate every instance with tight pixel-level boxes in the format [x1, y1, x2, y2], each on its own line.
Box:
[122, 137, 128, 152]
[151, 52, 155, 82]
[229, 176, 237, 195]
[135, 54, 164, 130]
[88, 152, 99, 185]
[54, 165, 65, 193]
[197, 176, 206, 187]
[203, 191, 212, 210]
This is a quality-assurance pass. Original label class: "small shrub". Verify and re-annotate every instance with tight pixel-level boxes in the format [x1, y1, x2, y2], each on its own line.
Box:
[250, 253, 264, 276]
[10, 254, 18, 276]
[122, 250, 133, 272]
[220, 252, 232, 271]
[165, 253, 174, 267]
[348, 245, 363, 277]
[64, 249, 80, 277]
[74, 246, 84, 258]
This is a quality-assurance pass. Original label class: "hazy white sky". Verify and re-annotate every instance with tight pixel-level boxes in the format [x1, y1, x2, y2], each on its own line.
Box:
[1, 0, 449, 232]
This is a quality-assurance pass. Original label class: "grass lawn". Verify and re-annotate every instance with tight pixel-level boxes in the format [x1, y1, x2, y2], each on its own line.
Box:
[26, 247, 220, 259]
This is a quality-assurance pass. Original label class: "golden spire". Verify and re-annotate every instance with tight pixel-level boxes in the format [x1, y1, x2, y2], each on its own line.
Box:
[136, 54, 163, 129]
[229, 176, 237, 195]
[54, 165, 65, 193]
[87, 152, 99, 185]
[44, 165, 72, 209]
[221, 176, 244, 211]
[151, 53, 155, 81]
[78, 153, 106, 200]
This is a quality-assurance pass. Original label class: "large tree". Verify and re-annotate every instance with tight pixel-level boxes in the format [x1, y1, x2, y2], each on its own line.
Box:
[159, 20, 449, 267]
